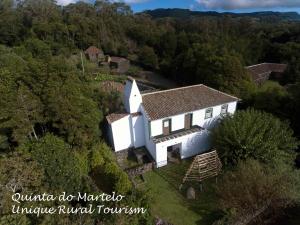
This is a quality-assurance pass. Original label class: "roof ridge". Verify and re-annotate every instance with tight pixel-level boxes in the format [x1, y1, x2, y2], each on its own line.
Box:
[246, 62, 287, 68]
[266, 63, 287, 65]
[141, 84, 203, 96]
[200, 84, 241, 101]
[142, 83, 239, 100]
[245, 62, 267, 68]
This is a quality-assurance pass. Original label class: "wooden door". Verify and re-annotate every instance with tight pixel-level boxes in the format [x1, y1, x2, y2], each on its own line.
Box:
[185, 113, 192, 129]
[163, 119, 171, 135]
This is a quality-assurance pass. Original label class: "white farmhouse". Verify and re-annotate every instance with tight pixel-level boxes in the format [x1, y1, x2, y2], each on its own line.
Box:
[106, 77, 239, 167]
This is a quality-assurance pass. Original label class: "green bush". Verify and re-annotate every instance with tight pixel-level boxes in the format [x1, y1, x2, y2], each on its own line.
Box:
[90, 142, 132, 194]
[139, 46, 158, 69]
[251, 81, 289, 114]
[213, 109, 299, 166]
[90, 144, 105, 169]
[93, 73, 126, 83]
[216, 160, 300, 223]
[0, 214, 30, 225]
[103, 162, 132, 194]
[20, 134, 82, 193]
[74, 149, 90, 176]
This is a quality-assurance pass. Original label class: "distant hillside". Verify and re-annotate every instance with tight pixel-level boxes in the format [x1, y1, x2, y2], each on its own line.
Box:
[142, 8, 300, 21]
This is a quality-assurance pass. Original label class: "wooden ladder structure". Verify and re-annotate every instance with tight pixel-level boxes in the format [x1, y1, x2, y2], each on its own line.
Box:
[180, 150, 222, 190]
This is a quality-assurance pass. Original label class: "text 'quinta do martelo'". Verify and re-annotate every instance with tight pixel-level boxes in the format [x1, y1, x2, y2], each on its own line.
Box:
[11, 192, 147, 217]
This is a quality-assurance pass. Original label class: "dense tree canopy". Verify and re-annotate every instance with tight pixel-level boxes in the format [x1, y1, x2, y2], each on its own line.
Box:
[19, 134, 82, 193]
[213, 109, 299, 166]
[0, 152, 45, 215]
[216, 160, 300, 224]
[0, 0, 300, 91]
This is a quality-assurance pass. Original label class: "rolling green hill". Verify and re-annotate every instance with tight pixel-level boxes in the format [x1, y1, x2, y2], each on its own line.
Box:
[142, 8, 300, 22]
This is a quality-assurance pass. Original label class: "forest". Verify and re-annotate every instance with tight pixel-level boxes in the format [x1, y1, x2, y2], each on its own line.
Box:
[0, 0, 300, 224]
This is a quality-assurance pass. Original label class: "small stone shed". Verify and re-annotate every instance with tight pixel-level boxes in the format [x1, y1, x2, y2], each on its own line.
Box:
[84, 46, 105, 62]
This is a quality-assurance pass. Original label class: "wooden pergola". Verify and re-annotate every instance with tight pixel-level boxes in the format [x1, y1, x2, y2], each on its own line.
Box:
[180, 150, 222, 190]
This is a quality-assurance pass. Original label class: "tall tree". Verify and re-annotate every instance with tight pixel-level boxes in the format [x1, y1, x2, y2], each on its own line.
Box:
[44, 73, 102, 146]
[0, 70, 43, 144]
[20, 134, 82, 193]
[216, 160, 300, 224]
[0, 152, 44, 214]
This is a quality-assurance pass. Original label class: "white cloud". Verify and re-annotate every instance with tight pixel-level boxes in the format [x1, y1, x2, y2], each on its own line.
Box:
[57, 0, 77, 6]
[189, 4, 196, 10]
[56, 0, 148, 6]
[196, 0, 300, 10]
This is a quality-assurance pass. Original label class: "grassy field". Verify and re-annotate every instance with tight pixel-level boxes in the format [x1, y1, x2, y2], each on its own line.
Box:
[143, 160, 222, 225]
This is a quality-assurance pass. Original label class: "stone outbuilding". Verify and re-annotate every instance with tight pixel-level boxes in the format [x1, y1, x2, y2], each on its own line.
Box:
[84, 46, 104, 62]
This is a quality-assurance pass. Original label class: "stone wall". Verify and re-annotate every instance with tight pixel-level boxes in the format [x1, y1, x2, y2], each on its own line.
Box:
[126, 162, 154, 177]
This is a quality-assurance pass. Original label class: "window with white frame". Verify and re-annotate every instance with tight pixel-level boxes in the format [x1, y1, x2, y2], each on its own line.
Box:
[163, 120, 170, 127]
[221, 104, 228, 115]
[205, 108, 213, 119]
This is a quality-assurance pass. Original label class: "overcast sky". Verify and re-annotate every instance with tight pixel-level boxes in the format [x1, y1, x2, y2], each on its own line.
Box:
[57, 0, 300, 13]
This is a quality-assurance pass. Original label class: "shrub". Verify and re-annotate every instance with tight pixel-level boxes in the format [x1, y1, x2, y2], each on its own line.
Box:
[74, 149, 90, 176]
[213, 109, 299, 166]
[20, 134, 82, 193]
[103, 162, 132, 194]
[216, 160, 300, 223]
[90, 144, 105, 169]
[90, 142, 132, 194]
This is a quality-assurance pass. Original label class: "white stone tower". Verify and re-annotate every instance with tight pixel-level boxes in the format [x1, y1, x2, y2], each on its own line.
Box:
[123, 77, 142, 113]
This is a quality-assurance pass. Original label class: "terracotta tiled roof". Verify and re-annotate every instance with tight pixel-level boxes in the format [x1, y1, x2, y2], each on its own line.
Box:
[110, 56, 129, 63]
[142, 84, 239, 121]
[106, 113, 128, 124]
[106, 112, 142, 124]
[246, 63, 287, 82]
[131, 112, 142, 117]
[84, 46, 103, 55]
[153, 126, 203, 144]
[268, 63, 287, 72]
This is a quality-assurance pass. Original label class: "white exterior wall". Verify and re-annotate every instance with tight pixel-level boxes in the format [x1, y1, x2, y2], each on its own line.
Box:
[110, 116, 133, 151]
[192, 106, 220, 130]
[228, 101, 237, 114]
[170, 114, 185, 131]
[109, 78, 146, 151]
[123, 80, 142, 113]
[150, 119, 162, 137]
[180, 130, 211, 158]
[155, 129, 211, 167]
[131, 115, 145, 148]
[150, 101, 238, 136]
[193, 101, 237, 130]
[110, 114, 146, 151]
[150, 115, 185, 136]
[140, 106, 156, 160]
[155, 142, 168, 167]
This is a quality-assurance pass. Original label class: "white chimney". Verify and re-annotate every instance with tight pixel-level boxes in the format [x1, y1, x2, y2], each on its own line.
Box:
[123, 77, 142, 113]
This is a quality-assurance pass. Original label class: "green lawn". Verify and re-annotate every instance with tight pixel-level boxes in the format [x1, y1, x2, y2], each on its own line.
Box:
[143, 160, 222, 225]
